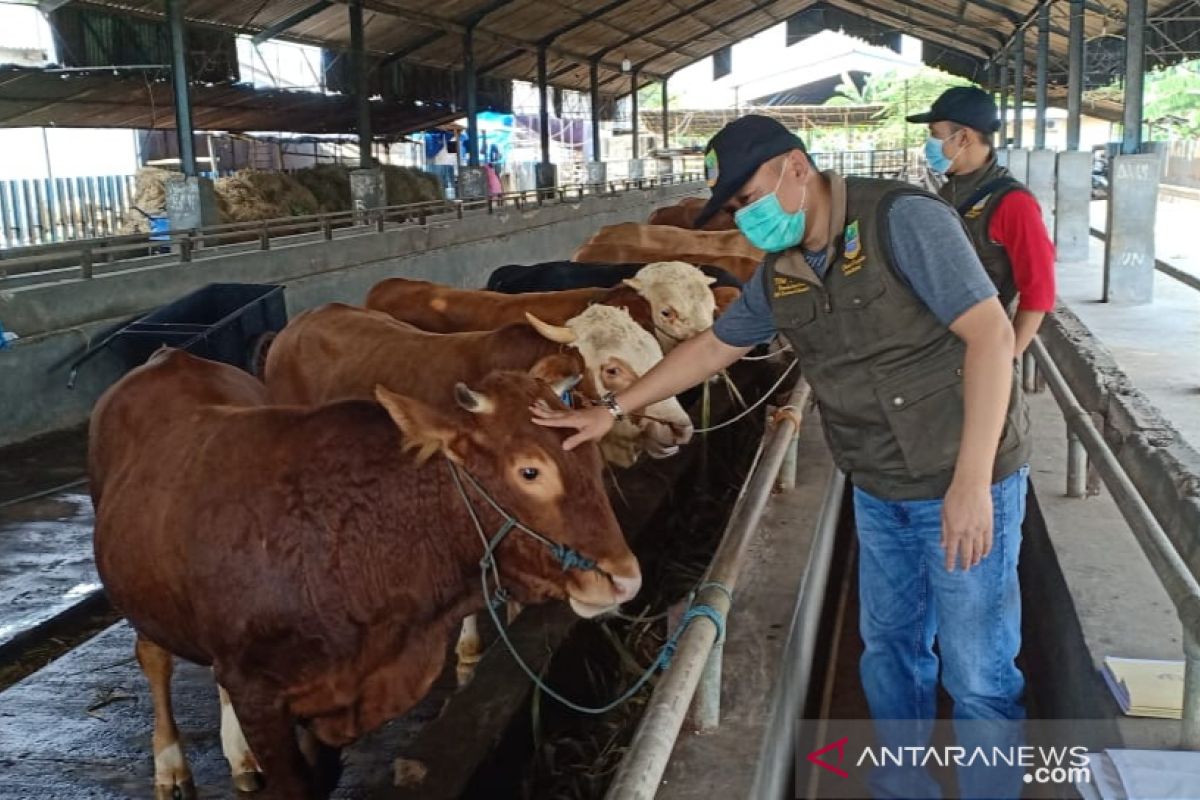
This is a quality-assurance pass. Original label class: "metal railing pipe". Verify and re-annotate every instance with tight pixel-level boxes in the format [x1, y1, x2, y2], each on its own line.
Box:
[1030, 337, 1200, 747]
[605, 380, 811, 800]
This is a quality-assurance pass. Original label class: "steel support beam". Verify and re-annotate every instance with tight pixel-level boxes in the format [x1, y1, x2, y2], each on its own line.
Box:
[829, 0, 994, 58]
[537, 45, 550, 166]
[631, 69, 640, 160]
[1013, 27, 1025, 148]
[1035, 2, 1049, 149]
[349, 0, 372, 168]
[253, 0, 332, 45]
[166, 0, 196, 177]
[661, 78, 669, 150]
[380, 0, 519, 69]
[1067, 0, 1085, 150]
[880, 0, 1006, 48]
[999, 58, 1010, 145]
[590, 60, 601, 160]
[548, 0, 725, 82]
[464, 26, 479, 167]
[1123, 0, 1147, 154]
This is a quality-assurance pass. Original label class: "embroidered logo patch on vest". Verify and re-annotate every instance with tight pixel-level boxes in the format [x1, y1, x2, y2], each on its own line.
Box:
[842, 219, 866, 276]
[964, 193, 993, 220]
[773, 275, 811, 298]
[704, 150, 719, 187]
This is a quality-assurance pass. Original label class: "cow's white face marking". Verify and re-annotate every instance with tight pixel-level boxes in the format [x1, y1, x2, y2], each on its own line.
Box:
[623, 261, 717, 351]
[563, 305, 693, 459]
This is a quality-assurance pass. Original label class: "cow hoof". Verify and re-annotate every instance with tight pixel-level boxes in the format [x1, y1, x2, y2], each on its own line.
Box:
[155, 778, 197, 800]
[393, 758, 428, 787]
[233, 771, 265, 793]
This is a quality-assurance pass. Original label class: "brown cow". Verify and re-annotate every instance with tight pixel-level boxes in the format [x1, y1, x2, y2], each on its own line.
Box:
[91, 348, 639, 799]
[263, 303, 694, 468]
[573, 223, 764, 283]
[366, 261, 718, 354]
[647, 196, 737, 231]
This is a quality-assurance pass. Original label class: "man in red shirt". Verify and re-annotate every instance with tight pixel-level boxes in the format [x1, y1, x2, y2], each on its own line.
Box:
[909, 87, 1056, 355]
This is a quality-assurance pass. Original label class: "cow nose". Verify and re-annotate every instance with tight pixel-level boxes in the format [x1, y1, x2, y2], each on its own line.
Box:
[611, 572, 642, 604]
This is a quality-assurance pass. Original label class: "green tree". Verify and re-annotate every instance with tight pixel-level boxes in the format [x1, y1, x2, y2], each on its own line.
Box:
[637, 82, 684, 110]
[823, 66, 976, 149]
[1143, 61, 1200, 138]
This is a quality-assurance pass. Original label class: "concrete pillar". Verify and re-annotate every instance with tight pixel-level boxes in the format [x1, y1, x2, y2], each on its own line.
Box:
[457, 165, 487, 200]
[1066, 0, 1085, 151]
[1103, 153, 1160, 303]
[586, 161, 607, 186]
[628, 159, 644, 181]
[535, 162, 558, 192]
[165, 175, 219, 231]
[1008, 148, 1030, 184]
[1013, 28, 1025, 149]
[166, 0, 196, 177]
[1027, 148, 1056, 235]
[1035, 5, 1050, 149]
[1055, 151, 1091, 261]
[996, 148, 1010, 168]
[350, 168, 385, 214]
[1123, 0, 1147, 154]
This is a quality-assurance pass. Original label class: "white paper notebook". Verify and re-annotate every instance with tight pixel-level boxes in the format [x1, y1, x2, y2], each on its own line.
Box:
[1101, 657, 1185, 719]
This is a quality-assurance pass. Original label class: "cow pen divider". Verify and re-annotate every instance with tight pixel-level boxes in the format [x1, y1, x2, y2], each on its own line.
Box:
[1026, 337, 1200, 748]
[605, 378, 844, 800]
[0, 172, 703, 284]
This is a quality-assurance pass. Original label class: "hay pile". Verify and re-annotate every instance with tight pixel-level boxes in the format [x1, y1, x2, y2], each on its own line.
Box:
[292, 164, 352, 212]
[119, 164, 446, 233]
[215, 170, 321, 222]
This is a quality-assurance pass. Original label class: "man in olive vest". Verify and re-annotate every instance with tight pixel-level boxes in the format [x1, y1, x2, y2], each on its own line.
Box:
[532, 115, 1029, 793]
[909, 86, 1056, 355]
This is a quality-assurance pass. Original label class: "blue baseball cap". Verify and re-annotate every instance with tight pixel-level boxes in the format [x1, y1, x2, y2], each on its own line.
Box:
[906, 86, 1000, 134]
[694, 114, 807, 229]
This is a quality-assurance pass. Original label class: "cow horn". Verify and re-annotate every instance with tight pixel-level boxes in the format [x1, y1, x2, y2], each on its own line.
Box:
[550, 374, 582, 398]
[526, 312, 576, 344]
[454, 383, 494, 414]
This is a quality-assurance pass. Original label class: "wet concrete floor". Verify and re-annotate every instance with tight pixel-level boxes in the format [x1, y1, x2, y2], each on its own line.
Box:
[0, 490, 99, 654]
[0, 621, 449, 799]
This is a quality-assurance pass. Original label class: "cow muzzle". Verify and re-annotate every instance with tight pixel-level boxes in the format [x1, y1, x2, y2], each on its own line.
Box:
[567, 558, 642, 618]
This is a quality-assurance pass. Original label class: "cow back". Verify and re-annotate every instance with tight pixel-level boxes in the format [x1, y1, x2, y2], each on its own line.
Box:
[573, 223, 763, 283]
[485, 260, 741, 293]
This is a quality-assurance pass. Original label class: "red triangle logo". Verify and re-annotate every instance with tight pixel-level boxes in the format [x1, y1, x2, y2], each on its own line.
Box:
[807, 736, 850, 778]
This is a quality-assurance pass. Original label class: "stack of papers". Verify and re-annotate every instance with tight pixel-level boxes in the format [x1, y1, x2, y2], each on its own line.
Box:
[1101, 657, 1185, 719]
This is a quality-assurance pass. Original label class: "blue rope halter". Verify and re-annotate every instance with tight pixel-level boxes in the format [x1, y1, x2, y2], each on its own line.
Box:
[446, 459, 730, 715]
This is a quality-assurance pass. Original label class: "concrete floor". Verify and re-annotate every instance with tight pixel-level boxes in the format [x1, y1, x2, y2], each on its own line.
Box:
[0, 489, 97, 653]
[1054, 234, 1200, 449]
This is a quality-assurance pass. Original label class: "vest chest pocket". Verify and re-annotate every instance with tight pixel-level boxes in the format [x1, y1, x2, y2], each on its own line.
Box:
[773, 292, 819, 330]
[830, 268, 887, 311]
[874, 359, 965, 478]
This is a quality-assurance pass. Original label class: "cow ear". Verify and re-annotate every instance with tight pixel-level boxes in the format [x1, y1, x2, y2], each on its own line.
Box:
[622, 277, 644, 292]
[703, 274, 718, 285]
[374, 385, 465, 464]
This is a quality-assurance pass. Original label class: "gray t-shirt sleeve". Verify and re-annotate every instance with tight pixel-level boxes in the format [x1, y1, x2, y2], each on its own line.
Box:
[711, 263, 778, 347]
[886, 195, 997, 326]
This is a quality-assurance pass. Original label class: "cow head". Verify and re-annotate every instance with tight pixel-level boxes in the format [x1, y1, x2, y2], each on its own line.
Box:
[622, 261, 718, 352]
[525, 305, 694, 468]
[375, 373, 640, 618]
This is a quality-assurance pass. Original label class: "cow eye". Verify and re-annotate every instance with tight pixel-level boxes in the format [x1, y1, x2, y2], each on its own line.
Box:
[605, 366, 620, 377]
[520, 467, 540, 481]
[660, 308, 673, 318]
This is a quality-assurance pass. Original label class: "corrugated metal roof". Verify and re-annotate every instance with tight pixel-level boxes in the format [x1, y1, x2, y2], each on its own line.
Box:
[0, 67, 458, 133]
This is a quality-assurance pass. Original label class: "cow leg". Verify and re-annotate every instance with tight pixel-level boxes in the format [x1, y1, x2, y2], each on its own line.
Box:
[220, 682, 322, 800]
[217, 682, 264, 793]
[135, 635, 196, 800]
[455, 615, 482, 687]
[297, 724, 343, 797]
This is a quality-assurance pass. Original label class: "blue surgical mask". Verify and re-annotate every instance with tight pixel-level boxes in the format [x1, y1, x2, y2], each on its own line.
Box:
[925, 135, 956, 174]
[734, 162, 807, 253]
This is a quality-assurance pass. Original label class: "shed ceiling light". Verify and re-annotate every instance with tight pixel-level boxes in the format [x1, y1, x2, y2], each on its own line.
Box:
[621, 58, 631, 73]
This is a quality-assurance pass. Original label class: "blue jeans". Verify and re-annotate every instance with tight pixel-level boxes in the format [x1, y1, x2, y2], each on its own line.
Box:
[855, 465, 1029, 798]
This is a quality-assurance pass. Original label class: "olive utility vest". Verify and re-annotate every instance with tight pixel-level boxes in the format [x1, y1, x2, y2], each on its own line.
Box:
[766, 176, 1030, 500]
[939, 156, 1026, 313]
